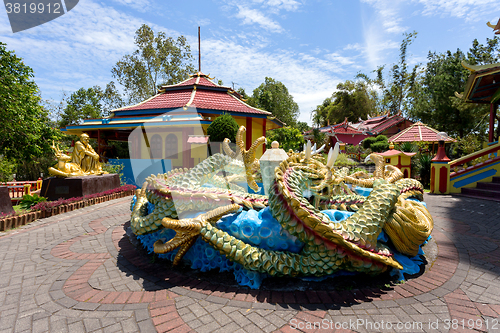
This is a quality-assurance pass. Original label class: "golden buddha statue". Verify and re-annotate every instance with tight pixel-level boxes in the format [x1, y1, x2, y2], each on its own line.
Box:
[48, 133, 107, 177]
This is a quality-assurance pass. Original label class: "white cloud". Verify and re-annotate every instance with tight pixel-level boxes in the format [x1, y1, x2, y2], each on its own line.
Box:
[221, 0, 302, 33]
[0, 0, 179, 97]
[361, 0, 408, 34]
[262, 0, 301, 12]
[235, 5, 284, 32]
[325, 52, 355, 66]
[201, 39, 349, 124]
[109, 0, 151, 12]
[416, 0, 497, 22]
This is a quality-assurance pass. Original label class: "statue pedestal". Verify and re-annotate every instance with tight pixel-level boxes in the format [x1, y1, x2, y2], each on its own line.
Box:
[41, 174, 120, 201]
[0, 187, 14, 215]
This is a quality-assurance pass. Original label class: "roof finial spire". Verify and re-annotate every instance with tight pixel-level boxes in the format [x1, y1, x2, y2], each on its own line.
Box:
[198, 26, 201, 73]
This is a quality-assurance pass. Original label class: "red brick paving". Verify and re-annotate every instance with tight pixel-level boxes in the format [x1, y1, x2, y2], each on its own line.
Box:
[36, 196, 500, 333]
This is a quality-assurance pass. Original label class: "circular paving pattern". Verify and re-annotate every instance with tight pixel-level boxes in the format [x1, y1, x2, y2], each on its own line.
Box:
[0, 194, 500, 332]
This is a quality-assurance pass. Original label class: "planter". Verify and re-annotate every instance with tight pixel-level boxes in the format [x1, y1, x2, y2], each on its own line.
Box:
[18, 215, 26, 227]
[5, 217, 13, 230]
[12, 216, 19, 228]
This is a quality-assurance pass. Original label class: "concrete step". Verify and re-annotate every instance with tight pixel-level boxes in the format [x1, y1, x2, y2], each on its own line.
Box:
[461, 187, 500, 202]
[492, 177, 500, 184]
[477, 182, 500, 191]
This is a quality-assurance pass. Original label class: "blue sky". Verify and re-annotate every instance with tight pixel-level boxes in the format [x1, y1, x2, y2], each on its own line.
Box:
[0, 0, 498, 124]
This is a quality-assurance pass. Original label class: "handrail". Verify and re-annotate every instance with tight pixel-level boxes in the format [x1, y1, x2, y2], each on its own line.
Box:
[1, 179, 43, 201]
[449, 142, 500, 167]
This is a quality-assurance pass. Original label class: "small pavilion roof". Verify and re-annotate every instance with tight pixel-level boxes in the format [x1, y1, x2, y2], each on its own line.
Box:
[388, 122, 456, 143]
[377, 149, 416, 158]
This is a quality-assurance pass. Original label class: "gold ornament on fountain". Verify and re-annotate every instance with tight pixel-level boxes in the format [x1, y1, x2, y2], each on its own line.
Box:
[222, 126, 266, 192]
[154, 204, 241, 265]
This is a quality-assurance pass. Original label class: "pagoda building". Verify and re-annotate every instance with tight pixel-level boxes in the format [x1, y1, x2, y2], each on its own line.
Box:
[352, 112, 414, 138]
[304, 113, 413, 148]
[61, 72, 283, 171]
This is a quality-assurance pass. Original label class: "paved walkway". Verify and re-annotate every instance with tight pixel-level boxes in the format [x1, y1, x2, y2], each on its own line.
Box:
[1, 194, 500, 333]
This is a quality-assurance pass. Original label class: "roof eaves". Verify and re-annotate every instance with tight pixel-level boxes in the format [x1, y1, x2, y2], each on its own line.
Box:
[112, 93, 159, 112]
[227, 93, 271, 115]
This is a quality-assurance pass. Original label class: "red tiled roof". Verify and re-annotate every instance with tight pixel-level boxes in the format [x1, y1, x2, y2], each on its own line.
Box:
[114, 72, 270, 115]
[388, 122, 456, 143]
[168, 75, 221, 88]
[331, 119, 364, 135]
[118, 90, 192, 111]
[192, 90, 268, 114]
[377, 149, 416, 157]
[356, 114, 407, 134]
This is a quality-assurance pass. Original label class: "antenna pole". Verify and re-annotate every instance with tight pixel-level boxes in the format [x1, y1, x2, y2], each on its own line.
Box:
[198, 26, 201, 72]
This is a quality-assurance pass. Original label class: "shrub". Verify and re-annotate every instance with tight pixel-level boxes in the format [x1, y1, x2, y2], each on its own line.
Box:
[362, 135, 389, 152]
[266, 127, 304, 152]
[397, 142, 417, 153]
[334, 153, 357, 167]
[19, 194, 46, 210]
[207, 113, 239, 142]
[102, 160, 125, 185]
[362, 137, 377, 150]
[416, 154, 432, 188]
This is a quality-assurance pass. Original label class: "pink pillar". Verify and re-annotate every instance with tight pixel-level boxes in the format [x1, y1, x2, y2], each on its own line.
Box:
[490, 103, 495, 142]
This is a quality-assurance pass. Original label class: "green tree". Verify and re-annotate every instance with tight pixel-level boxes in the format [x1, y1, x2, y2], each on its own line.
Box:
[265, 127, 304, 152]
[249, 77, 299, 127]
[0, 155, 15, 182]
[236, 87, 251, 100]
[0, 42, 62, 170]
[112, 24, 195, 104]
[357, 31, 419, 116]
[58, 87, 103, 127]
[58, 82, 125, 128]
[207, 114, 239, 142]
[312, 80, 377, 126]
[311, 128, 327, 147]
[408, 37, 499, 137]
[295, 121, 310, 133]
[101, 81, 125, 112]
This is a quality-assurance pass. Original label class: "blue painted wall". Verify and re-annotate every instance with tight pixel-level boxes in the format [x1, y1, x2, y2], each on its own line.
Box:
[108, 159, 172, 187]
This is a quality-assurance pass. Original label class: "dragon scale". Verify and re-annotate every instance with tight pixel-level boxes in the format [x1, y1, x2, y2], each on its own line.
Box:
[130, 128, 434, 285]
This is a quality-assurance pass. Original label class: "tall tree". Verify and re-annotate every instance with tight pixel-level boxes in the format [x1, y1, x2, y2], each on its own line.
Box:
[58, 82, 125, 128]
[112, 24, 195, 104]
[58, 87, 103, 127]
[249, 77, 299, 127]
[265, 127, 304, 152]
[312, 80, 377, 127]
[408, 37, 499, 137]
[0, 42, 61, 162]
[357, 31, 419, 116]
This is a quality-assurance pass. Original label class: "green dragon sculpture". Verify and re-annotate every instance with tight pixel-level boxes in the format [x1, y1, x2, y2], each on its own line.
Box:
[131, 126, 433, 280]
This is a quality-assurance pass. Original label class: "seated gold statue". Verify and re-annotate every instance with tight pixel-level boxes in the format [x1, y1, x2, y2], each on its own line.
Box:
[48, 133, 107, 177]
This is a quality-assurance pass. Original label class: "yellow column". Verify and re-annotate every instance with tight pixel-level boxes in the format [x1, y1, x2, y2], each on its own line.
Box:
[430, 162, 450, 194]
